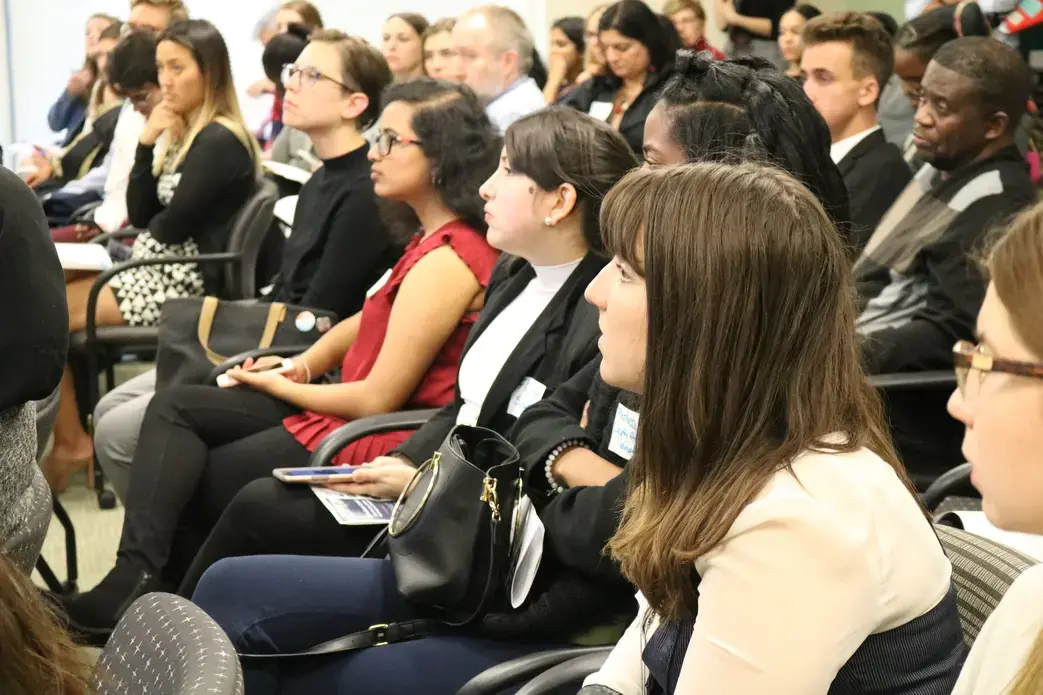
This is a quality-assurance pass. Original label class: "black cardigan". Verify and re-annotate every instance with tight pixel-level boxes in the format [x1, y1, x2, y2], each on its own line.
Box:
[127, 122, 256, 295]
[0, 168, 67, 411]
[559, 71, 670, 155]
[394, 253, 606, 467]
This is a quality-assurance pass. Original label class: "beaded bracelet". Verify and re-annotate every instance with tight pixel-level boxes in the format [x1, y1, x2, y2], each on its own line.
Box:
[545, 438, 588, 494]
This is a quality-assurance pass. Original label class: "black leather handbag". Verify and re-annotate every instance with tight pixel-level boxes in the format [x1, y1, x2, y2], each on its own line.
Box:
[239, 425, 525, 659]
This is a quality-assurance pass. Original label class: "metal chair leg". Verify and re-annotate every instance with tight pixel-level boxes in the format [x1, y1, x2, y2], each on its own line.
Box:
[49, 498, 78, 594]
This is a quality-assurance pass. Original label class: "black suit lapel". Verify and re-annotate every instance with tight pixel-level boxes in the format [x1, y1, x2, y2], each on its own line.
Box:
[478, 253, 604, 425]
[837, 128, 885, 177]
[460, 259, 534, 357]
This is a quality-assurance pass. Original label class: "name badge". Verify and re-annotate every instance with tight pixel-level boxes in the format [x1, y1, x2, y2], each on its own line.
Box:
[608, 403, 639, 461]
[366, 269, 392, 298]
[588, 101, 613, 122]
[506, 377, 547, 418]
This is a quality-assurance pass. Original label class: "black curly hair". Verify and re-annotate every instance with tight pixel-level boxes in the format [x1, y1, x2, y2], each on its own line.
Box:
[380, 79, 502, 235]
[657, 50, 851, 232]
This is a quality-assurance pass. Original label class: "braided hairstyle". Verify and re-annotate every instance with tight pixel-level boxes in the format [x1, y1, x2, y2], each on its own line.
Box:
[657, 50, 851, 228]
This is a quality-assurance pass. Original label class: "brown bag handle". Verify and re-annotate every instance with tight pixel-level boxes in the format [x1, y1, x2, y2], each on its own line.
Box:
[196, 297, 287, 366]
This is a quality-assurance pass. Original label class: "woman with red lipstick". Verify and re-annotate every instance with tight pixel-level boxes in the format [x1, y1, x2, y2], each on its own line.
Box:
[56, 78, 502, 642]
[948, 201, 1043, 695]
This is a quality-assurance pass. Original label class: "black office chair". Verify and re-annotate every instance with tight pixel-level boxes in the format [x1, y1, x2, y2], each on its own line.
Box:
[67, 178, 279, 507]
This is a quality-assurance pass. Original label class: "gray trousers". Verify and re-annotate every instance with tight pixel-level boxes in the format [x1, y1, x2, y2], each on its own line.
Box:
[94, 369, 156, 503]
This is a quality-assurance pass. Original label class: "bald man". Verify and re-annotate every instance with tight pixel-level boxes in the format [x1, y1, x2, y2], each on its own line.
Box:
[452, 5, 544, 132]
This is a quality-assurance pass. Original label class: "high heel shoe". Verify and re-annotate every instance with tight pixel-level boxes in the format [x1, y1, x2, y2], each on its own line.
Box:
[55, 560, 158, 648]
[41, 451, 93, 493]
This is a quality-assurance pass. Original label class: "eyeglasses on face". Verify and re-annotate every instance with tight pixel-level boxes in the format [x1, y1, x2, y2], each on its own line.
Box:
[952, 340, 1043, 398]
[371, 129, 423, 157]
[281, 64, 353, 91]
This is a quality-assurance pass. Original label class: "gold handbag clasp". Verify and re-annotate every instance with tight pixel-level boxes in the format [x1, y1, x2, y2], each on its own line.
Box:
[480, 476, 501, 521]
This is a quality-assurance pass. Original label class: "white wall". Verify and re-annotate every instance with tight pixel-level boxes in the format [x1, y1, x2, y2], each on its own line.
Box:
[0, 0, 12, 146]
[3, 0, 549, 147]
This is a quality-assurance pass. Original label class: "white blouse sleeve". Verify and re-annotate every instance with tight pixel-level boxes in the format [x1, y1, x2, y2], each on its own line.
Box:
[674, 496, 881, 694]
[583, 594, 653, 694]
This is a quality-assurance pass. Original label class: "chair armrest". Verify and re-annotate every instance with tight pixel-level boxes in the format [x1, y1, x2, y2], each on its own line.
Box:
[205, 345, 314, 385]
[922, 462, 973, 512]
[85, 252, 241, 342]
[514, 650, 614, 695]
[70, 200, 102, 222]
[90, 228, 142, 246]
[309, 410, 440, 467]
[456, 646, 613, 695]
[868, 371, 957, 391]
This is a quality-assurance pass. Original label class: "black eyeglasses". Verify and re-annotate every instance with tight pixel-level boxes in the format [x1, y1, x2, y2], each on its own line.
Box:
[281, 64, 354, 91]
[372, 129, 423, 157]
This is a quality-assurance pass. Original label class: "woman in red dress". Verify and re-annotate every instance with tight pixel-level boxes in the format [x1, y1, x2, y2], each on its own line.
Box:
[57, 79, 503, 640]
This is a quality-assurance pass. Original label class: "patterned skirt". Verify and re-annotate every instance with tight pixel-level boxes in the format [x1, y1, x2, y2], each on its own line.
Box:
[108, 232, 205, 327]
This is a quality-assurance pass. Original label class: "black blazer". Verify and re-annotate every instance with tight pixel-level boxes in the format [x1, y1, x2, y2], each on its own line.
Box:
[394, 253, 606, 466]
[559, 71, 670, 155]
[837, 128, 911, 253]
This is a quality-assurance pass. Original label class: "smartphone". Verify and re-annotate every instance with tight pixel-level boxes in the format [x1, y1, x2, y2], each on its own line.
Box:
[273, 466, 360, 484]
[216, 358, 294, 388]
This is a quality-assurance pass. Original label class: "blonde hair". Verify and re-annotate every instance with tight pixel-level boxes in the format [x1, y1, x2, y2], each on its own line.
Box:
[154, 19, 261, 177]
[129, 0, 189, 22]
[988, 199, 1043, 695]
[662, 0, 706, 21]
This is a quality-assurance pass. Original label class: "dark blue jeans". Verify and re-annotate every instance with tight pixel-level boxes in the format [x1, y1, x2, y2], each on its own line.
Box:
[193, 556, 559, 695]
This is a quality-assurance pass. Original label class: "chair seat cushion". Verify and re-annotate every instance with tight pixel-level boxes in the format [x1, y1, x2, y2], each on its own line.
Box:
[69, 327, 159, 351]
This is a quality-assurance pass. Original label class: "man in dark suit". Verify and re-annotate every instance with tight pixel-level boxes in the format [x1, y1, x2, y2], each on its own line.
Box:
[801, 12, 911, 252]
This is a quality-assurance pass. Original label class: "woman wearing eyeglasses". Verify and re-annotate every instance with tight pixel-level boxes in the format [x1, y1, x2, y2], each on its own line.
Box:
[948, 201, 1043, 695]
[56, 78, 502, 642]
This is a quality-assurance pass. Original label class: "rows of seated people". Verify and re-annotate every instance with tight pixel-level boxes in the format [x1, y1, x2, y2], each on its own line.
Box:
[3, 0, 1043, 693]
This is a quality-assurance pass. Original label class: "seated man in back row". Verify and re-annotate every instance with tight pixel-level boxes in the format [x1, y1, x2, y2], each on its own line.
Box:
[801, 11, 912, 253]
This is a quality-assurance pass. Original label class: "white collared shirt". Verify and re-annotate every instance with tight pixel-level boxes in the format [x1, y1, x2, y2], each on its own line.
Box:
[830, 125, 882, 165]
[93, 102, 146, 233]
[485, 77, 545, 134]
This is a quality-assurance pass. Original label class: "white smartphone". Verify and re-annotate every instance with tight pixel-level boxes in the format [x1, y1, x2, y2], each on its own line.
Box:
[216, 358, 294, 388]
[272, 466, 360, 484]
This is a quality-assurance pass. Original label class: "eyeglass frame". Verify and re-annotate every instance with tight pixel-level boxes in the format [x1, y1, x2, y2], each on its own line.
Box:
[372, 129, 424, 157]
[952, 340, 1043, 397]
[281, 63, 356, 92]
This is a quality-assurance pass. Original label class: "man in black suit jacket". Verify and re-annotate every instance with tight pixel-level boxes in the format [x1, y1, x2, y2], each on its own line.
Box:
[801, 12, 911, 252]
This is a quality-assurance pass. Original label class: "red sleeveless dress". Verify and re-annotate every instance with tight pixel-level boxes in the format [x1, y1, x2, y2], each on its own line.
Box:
[282, 221, 499, 465]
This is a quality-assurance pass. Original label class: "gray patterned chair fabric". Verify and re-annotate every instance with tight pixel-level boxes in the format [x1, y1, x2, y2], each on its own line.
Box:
[34, 386, 60, 462]
[2, 465, 51, 573]
[92, 592, 244, 695]
[936, 524, 1038, 646]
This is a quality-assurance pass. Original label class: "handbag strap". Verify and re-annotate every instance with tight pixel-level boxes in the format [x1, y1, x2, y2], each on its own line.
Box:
[196, 297, 287, 366]
[237, 619, 443, 659]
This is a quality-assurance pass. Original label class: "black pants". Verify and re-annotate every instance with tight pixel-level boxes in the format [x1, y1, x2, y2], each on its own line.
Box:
[178, 477, 383, 597]
[118, 385, 312, 586]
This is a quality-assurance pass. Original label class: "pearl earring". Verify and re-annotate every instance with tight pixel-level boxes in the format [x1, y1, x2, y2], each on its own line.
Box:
[544, 216, 554, 227]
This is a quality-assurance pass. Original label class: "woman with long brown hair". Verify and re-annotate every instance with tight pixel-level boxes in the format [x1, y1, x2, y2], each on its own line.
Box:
[581, 162, 964, 693]
[949, 200, 1043, 695]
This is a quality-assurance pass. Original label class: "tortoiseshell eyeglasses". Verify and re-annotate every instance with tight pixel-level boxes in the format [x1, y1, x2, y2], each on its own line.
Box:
[952, 340, 1043, 399]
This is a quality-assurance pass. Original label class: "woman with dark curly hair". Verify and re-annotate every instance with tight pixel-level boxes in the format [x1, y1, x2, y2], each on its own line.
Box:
[57, 79, 503, 643]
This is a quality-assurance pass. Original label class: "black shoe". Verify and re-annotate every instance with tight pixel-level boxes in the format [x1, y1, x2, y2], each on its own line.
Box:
[55, 561, 156, 647]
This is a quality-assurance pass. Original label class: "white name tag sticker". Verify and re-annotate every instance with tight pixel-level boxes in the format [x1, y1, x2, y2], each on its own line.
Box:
[366, 269, 392, 298]
[588, 101, 613, 122]
[608, 403, 639, 461]
[506, 377, 547, 418]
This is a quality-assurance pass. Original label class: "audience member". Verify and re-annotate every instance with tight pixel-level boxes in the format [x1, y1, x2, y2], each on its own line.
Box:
[382, 13, 429, 83]
[128, 0, 187, 32]
[421, 18, 460, 81]
[185, 109, 639, 695]
[663, 0, 724, 59]
[857, 36, 1035, 375]
[561, 0, 675, 155]
[777, 3, 820, 79]
[582, 161, 964, 693]
[48, 13, 120, 147]
[178, 106, 637, 596]
[259, 22, 312, 150]
[543, 16, 586, 103]
[577, 4, 610, 84]
[0, 553, 92, 695]
[274, 0, 323, 34]
[92, 30, 398, 503]
[869, 11, 917, 148]
[948, 200, 1043, 695]
[43, 19, 261, 493]
[714, 0, 794, 68]
[57, 79, 502, 641]
[452, 5, 545, 132]
[801, 12, 911, 252]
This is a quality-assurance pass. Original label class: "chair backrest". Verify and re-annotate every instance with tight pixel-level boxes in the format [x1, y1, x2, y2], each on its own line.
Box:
[936, 524, 1038, 646]
[2, 466, 51, 573]
[33, 386, 60, 463]
[92, 592, 244, 695]
[222, 178, 278, 301]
